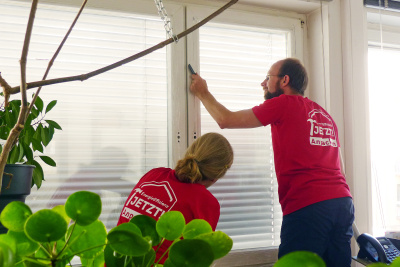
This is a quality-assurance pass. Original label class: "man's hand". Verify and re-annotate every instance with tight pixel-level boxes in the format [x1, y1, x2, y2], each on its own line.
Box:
[190, 74, 209, 99]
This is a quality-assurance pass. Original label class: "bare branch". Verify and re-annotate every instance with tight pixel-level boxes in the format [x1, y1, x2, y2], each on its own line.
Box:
[6, 0, 239, 93]
[0, 0, 38, 194]
[28, 0, 88, 116]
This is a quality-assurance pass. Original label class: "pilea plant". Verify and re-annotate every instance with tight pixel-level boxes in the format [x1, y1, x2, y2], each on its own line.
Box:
[273, 250, 400, 267]
[0, 190, 233, 267]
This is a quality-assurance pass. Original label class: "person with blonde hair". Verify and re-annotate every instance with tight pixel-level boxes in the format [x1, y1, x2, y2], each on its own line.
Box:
[117, 132, 233, 264]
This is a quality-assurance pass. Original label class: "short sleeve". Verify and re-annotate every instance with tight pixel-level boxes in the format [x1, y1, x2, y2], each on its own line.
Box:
[252, 95, 286, 126]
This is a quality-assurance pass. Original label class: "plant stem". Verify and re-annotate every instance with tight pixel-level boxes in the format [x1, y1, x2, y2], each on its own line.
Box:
[0, 0, 38, 194]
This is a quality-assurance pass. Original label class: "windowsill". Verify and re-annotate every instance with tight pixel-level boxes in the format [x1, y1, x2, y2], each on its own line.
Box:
[68, 247, 279, 267]
[212, 247, 279, 267]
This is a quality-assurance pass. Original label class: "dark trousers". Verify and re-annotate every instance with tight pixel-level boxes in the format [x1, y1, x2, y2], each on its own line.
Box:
[278, 197, 355, 267]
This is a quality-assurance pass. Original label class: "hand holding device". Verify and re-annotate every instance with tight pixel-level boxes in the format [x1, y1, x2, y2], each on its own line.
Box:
[188, 64, 197, 75]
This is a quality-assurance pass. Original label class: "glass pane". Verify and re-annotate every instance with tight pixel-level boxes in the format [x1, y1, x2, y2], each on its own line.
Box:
[199, 22, 289, 250]
[368, 47, 400, 236]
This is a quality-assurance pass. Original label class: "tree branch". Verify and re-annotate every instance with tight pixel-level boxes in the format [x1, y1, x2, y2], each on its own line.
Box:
[0, 0, 38, 193]
[3, 0, 239, 93]
[28, 0, 88, 117]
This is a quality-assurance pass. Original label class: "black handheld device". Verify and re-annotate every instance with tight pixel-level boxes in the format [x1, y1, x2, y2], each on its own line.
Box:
[188, 64, 196, 75]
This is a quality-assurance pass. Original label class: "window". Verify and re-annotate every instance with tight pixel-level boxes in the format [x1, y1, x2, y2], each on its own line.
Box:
[199, 22, 288, 249]
[0, 0, 169, 229]
[186, 5, 302, 255]
[367, 10, 400, 236]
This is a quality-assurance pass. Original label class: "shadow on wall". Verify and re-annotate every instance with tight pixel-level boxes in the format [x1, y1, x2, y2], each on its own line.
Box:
[48, 146, 136, 228]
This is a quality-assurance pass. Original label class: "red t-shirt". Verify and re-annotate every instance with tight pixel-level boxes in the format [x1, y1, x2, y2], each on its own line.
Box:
[117, 167, 220, 264]
[252, 94, 352, 215]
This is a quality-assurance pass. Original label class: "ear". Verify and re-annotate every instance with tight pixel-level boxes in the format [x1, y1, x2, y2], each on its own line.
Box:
[281, 74, 290, 87]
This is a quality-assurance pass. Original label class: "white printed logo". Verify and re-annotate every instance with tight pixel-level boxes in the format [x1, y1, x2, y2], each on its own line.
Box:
[121, 207, 140, 220]
[307, 109, 337, 147]
[125, 181, 177, 219]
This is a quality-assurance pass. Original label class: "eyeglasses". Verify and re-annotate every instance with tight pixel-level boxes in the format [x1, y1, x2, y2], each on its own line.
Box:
[265, 74, 283, 81]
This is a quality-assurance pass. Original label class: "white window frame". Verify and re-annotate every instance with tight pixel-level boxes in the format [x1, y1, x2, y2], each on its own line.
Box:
[185, 5, 303, 266]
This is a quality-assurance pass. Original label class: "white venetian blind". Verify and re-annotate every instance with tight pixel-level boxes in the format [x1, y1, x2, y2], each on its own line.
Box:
[199, 23, 288, 249]
[0, 0, 168, 229]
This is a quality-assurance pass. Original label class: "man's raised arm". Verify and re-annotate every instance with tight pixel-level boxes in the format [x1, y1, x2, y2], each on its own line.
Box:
[190, 74, 262, 129]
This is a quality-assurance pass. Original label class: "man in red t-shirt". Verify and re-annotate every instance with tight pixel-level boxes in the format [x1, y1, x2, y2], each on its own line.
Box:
[189, 58, 354, 267]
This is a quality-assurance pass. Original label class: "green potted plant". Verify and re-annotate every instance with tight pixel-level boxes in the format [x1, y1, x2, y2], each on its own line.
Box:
[0, 190, 233, 267]
[0, 94, 61, 234]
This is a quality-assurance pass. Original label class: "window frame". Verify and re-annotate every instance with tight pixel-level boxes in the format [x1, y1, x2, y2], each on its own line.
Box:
[185, 4, 304, 265]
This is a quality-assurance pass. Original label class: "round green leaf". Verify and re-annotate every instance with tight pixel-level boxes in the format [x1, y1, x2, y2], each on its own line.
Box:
[169, 239, 214, 267]
[107, 227, 151, 257]
[52, 205, 70, 225]
[7, 230, 39, 256]
[104, 244, 127, 267]
[156, 211, 185, 241]
[65, 191, 101, 226]
[163, 258, 178, 267]
[274, 251, 326, 267]
[25, 209, 68, 243]
[130, 215, 161, 246]
[67, 220, 107, 259]
[391, 257, 400, 266]
[0, 242, 15, 267]
[194, 231, 233, 259]
[183, 219, 212, 239]
[0, 201, 32, 232]
[112, 222, 142, 236]
[0, 234, 17, 254]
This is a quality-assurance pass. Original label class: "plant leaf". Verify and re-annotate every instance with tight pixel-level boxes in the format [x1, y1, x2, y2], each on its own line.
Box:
[183, 219, 212, 240]
[31, 107, 39, 118]
[45, 100, 57, 113]
[65, 191, 102, 226]
[156, 211, 185, 241]
[67, 220, 107, 259]
[8, 146, 19, 164]
[39, 156, 56, 167]
[25, 209, 68, 243]
[46, 120, 62, 130]
[31, 138, 43, 153]
[130, 215, 161, 246]
[168, 239, 214, 267]
[21, 143, 34, 163]
[194, 231, 233, 260]
[0, 201, 32, 232]
[7, 230, 39, 256]
[41, 127, 50, 146]
[107, 228, 150, 257]
[32, 160, 44, 189]
[34, 96, 44, 113]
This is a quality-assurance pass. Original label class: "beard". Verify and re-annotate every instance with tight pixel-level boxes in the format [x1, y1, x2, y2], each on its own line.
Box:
[265, 87, 284, 100]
